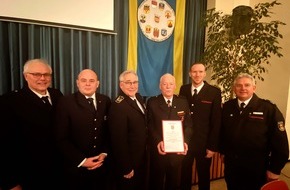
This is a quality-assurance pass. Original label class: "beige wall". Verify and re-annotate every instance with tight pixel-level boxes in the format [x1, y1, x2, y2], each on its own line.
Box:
[252, 0, 290, 152]
[251, 0, 290, 117]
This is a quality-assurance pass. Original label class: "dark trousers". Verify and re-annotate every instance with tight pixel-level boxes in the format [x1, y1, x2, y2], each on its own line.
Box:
[64, 165, 108, 190]
[224, 154, 267, 190]
[115, 164, 147, 190]
[180, 152, 212, 190]
[149, 153, 183, 190]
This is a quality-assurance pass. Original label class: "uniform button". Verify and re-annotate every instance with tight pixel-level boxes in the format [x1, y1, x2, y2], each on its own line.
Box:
[94, 136, 97, 139]
[94, 128, 97, 130]
[190, 112, 193, 114]
[94, 119, 97, 121]
[191, 104, 194, 106]
[93, 145, 96, 148]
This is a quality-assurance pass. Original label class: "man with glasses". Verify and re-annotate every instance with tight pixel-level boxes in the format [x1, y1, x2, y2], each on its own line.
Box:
[0, 59, 64, 190]
[108, 70, 148, 190]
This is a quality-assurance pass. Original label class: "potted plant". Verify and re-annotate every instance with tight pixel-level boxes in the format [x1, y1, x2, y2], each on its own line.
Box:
[201, 0, 285, 101]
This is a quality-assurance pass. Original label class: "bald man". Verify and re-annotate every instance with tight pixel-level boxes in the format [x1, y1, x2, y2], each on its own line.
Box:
[54, 69, 111, 190]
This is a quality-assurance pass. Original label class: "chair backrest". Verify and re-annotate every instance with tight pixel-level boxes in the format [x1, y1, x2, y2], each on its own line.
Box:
[260, 180, 289, 190]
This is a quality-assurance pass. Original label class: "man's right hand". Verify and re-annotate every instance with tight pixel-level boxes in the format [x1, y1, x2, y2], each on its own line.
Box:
[157, 141, 166, 155]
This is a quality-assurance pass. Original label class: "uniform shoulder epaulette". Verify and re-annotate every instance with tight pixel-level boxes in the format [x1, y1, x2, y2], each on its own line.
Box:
[176, 94, 186, 99]
[261, 98, 274, 105]
[177, 94, 185, 99]
[212, 85, 221, 91]
[147, 95, 157, 101]
[115, 95, 124, 103]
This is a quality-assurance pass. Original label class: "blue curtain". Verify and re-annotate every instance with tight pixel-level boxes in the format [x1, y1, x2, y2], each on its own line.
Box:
[183, 0, 207, 83]
[0, 0, 206, 98]
[0, 22, 122, 97]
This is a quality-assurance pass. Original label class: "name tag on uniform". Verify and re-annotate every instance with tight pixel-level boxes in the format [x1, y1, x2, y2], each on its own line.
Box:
[253, 112, 263, 115]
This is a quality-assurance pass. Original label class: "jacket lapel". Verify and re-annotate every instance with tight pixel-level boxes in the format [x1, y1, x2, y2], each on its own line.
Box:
[75, 92, 95, 113]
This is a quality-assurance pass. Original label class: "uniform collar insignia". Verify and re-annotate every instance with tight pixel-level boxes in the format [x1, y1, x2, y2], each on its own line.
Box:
[115, 95, 124, 103]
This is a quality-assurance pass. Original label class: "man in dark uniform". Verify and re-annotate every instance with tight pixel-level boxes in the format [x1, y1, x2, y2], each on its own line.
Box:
[0, 59, 64, 190]
[108, 70, 147, 190]
[179, 63, 222, 190]
[147, 73, 193, 190]
[54, 69, 111, 189]
[220, 73, 289, 190]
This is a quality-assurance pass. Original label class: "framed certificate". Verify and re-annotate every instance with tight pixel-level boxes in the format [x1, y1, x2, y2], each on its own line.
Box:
[162, 120, 184, 153]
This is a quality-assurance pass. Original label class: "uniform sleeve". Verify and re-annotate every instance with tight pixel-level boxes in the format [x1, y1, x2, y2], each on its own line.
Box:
[268, 104, 289, 174]
[181, 98, 193, 144]
[147, 98, 161, 145]
[207, 88, 222, 151]
[108, 102, 132, 175]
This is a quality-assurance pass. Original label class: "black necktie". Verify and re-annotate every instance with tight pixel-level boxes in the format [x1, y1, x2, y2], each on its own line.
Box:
[240, 102, 245, 113]
[41, 96, 52, 109]
[41, 96, 50, 104]
[87, 97, 96, 110]
[193, 89, 198, 100]
[167, 100, 171, 107]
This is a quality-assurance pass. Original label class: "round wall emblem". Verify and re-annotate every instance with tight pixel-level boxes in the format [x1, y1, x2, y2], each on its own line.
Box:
[138, 0, 175, 42]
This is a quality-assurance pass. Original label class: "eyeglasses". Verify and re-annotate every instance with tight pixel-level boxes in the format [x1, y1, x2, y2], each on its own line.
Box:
[122, 81, 138, 86]
[27, 73, 52, 78]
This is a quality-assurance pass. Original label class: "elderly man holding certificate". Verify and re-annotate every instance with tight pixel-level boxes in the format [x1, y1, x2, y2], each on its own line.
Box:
[147, 73, 193, 190]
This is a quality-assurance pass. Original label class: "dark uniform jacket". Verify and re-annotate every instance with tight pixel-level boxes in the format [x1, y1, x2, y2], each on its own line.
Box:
[147, 94, 193, 163]
[220, 93, 289, 174]
[108, 91, 147, 176]
[54, 91, 111, 169]
[179, 81, 222, 153]
[0, 85, 63, 190]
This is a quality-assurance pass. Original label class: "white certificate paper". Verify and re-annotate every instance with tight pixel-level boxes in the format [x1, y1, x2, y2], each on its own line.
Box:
[162, 120, 184, 153]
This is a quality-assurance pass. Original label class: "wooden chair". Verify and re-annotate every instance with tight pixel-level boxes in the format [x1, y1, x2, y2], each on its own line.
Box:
[260, 180, 289, 190]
